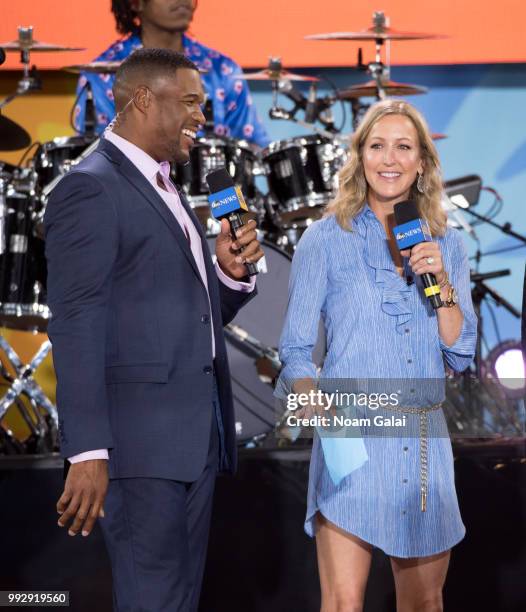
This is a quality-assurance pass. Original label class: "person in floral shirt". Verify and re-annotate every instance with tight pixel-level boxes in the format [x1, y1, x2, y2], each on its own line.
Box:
[74, 0, 269, 147]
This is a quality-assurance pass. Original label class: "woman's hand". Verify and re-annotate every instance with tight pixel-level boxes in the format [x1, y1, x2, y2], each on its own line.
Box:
[401, 242, 446, 285]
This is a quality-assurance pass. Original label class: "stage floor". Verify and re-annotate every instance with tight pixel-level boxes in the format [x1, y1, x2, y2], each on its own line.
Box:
[1, 444, 525, 612]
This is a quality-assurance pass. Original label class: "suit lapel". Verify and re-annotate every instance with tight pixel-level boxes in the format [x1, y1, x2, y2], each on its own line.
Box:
[118, 155, 204, 286]
[177, 188, 222, 308]
[176, 187, 214, 260]
[96, 138, 214, 292]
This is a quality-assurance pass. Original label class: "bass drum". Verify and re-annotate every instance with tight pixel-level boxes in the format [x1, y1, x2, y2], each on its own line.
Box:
[207, 237, 325, 445]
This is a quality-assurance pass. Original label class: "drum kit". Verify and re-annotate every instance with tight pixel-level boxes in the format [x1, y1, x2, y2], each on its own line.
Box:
[1, 13, 487, 454]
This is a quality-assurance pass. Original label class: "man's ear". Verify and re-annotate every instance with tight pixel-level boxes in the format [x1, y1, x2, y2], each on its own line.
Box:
[134, 85, 152, 114]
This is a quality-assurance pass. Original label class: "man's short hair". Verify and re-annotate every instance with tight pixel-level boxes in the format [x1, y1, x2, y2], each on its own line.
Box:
[116, 47, 198, 83]
[113, 48, 199, 109]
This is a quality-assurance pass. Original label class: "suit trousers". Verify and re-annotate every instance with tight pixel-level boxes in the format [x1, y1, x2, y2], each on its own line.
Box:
[99, 382, 221, 612]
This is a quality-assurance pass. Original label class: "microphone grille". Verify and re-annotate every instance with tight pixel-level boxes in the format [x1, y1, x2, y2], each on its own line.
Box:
[394, 200, 419, 225]
[206, 168, 234, 193]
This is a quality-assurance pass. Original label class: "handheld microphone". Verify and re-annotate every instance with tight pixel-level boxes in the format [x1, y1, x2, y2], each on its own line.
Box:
[393, 200, 442, 309]
[206, 169, 259, 276]
[305, 84, 318, 123]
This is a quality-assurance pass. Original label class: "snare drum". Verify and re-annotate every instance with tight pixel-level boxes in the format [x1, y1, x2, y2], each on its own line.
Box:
[262, 135, 347, 226]
[172, 137, 264, 235]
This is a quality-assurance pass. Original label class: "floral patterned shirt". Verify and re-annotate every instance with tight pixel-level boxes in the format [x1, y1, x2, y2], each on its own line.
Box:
[73, 32, 270, 147]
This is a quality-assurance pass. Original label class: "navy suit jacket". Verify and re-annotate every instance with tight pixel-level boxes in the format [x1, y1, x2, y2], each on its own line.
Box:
[44, 138, 255, 481]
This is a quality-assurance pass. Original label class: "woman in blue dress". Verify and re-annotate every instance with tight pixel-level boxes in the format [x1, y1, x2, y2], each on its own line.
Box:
[277, 99, 477, 611]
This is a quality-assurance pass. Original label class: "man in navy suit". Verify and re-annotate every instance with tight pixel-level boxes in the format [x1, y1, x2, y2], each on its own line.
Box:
[44, 48, 263, 611]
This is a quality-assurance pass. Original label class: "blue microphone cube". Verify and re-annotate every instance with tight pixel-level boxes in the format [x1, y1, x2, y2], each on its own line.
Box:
[208, 186, 248, 220]
[393, 218, 432, 250]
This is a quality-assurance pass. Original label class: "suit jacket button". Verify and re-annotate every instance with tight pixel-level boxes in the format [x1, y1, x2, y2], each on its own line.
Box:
[203, 365, 213, 374]
[201, 314, 210, 324]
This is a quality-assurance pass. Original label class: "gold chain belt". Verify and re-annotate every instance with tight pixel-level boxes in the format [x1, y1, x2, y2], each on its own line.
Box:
[381, 402, 443, 512]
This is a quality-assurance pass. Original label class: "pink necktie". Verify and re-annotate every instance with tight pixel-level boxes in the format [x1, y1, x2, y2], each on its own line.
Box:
[156, 163, 191, 245]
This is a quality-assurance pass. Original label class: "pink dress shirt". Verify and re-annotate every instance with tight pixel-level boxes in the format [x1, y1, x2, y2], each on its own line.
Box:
[69, 130, 255, 464]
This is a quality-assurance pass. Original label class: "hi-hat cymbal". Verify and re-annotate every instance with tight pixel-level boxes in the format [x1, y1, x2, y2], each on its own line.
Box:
[238, 69, 319, 82]
[0, 114, 31, 151]
[306, 27, 444, 42]
[337, 80, 427, 99]
[1, 40, 84, 52]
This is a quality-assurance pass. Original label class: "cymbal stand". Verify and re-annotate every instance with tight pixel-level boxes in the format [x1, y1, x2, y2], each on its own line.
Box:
[350, 99, 370, 130]
[0, 27, 42, 111]
[268, 106, 341, 140]
[370, 12, 390, 99]
[0, 333, 57, 453]
[454, 269, 521, 431]
[267, 57, 283, 116]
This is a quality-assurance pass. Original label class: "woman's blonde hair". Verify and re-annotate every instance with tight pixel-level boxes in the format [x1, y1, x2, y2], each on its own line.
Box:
[326, 99, 447, 236]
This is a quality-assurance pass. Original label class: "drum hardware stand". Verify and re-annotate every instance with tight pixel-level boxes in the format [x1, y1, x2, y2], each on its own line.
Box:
[0, 333, 58, 453]
[224, 324, 282, 446]
[0, 27, 42, 111]
[453, 269, 521, 433]
[451, 201, 526, 248]
[224, 323, 282, 383]
[357, 11, 392, 101]
[470, 270, 521, 378]
[269, 107, 344, 142]
[267, 57, 284, 115]
[449, 191, 526, 414]
[0, 420, 26, 454]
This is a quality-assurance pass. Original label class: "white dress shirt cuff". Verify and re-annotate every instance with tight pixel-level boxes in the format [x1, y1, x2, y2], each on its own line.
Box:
[68, 449, 109, 463]
[215, 261, 256, 293]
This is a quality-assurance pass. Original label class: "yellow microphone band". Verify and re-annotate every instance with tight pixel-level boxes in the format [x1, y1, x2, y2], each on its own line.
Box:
[424, 285, 441, 297]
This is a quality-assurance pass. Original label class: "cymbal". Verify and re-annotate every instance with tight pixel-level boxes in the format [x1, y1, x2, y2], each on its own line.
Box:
[306, 27, 444, 42]
[63, 61, 122, 74]
[337, 80, 427, 99]
[238, 69, 319, 82]
[0, 114, 31, 151]
[1, 40, 84, 53]
[63, 61, 209, 75]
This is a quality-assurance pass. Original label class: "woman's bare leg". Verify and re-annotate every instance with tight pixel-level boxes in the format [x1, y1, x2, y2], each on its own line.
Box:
[315, 513, 373, 612]
[390, 550, 450, 612]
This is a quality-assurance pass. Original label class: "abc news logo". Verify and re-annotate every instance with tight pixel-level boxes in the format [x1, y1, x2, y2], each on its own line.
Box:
[211, 193, 238, 209]
[395, 227, 423, 241]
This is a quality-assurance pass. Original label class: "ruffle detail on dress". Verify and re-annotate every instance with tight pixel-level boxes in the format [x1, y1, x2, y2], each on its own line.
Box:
[360, 213, 413, 335]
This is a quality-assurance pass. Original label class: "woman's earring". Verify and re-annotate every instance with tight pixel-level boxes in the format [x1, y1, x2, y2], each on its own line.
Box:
[417, 172, 425, 194]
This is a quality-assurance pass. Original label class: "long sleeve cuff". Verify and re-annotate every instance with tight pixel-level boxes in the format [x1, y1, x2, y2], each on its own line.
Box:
[68, 449, 109, 463]
[215, 261, 256, 293]
[439, 313, 477, 372]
